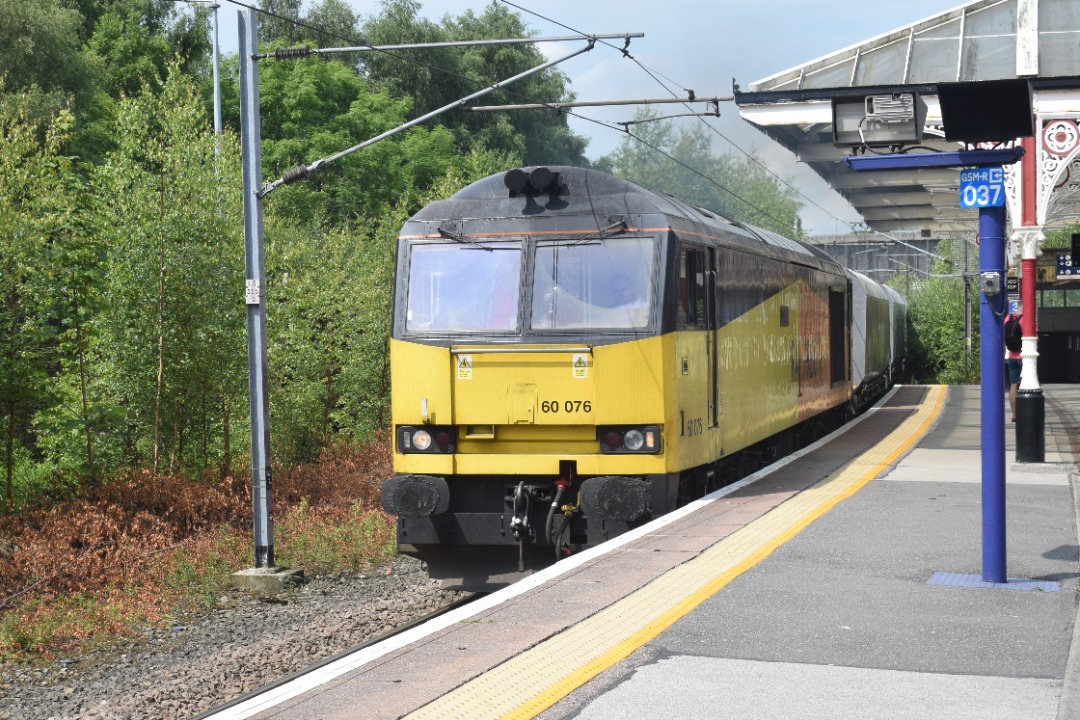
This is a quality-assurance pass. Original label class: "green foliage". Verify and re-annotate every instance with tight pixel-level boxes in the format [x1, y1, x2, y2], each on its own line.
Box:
[360, 0, 588, 166]
[274, 498, 396, 574]
[1042, 224, 1079, 250]
[602, 108, 802, 236]
[0, 98, 99, 507]
[167, 537, 244, 609]
[0, 0, 96, 125]
[219, 54, 461, 229]
[903, 238, 979, 384]
[92, 66, 245, 475]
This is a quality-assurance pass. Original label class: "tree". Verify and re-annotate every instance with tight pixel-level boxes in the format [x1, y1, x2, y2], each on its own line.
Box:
[60, 0, 214, 162]
[359, 0, 588, 166]
[258, 0, 303, 46]
[220, 53, 461, 228]
[0, 99, 94, 507]
[0, 0, 98, 130]
[904, 238, 979, 384]
[94, 67, 245, 475]
[604, 108, 802, 236]
[301, 0, 361, 48]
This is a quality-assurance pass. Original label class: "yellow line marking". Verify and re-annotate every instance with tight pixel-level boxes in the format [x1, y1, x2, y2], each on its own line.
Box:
[405, 385, 947, 720]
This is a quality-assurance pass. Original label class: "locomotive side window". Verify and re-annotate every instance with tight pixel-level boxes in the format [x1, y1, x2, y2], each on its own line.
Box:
[530, 237, 655, 330]
[405, 242, 522, 332]
[677, 247, 707, 329]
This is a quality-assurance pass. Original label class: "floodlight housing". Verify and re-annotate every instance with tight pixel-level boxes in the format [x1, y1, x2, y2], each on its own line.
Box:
[832, 92, 927, 148]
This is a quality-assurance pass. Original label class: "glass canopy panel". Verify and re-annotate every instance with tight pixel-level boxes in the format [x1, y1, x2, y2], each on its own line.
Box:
[1042, 0, 1080, 31]
[802, 58, 856, 89]
[961, 35, 1017, 80]
[854, 37, 910, 85]
[960, 0, 1016, 81]
[965, 0, 1017, 35]
[770, 76, 802, 91]
[1040, 32, 1080, 77]
[909, 18, 962, 83]
[1041, 0, 1080, 77]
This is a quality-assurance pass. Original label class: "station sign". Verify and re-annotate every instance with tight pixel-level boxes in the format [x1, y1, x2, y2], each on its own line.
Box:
[959, 166, 1005, 208]
[1057, 253, 1080, 278]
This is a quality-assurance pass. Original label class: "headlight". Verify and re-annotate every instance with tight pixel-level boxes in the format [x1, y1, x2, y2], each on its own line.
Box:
[398, 426, 456, 453]
[411, 429, 433, 451]
[598, 426, 661, 454]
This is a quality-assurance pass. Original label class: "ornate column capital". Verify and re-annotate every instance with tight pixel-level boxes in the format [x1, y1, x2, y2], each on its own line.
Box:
[1009, 227, 1045, 261]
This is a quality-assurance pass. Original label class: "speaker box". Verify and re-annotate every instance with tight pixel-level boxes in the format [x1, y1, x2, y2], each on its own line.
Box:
[938, 79, 1034, 143]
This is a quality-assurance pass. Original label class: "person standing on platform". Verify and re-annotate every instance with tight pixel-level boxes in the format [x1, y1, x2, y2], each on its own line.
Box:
[1005, 303, 1023, 422]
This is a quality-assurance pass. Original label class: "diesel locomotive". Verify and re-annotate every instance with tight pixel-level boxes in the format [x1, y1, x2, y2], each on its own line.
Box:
[379, 166, 905, 589]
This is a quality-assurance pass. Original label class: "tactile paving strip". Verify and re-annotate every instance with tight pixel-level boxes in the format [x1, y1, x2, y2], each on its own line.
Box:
[405, 385, 947, 720]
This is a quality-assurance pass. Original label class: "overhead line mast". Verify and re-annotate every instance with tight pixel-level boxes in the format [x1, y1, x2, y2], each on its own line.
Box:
[236, 5, 643, 574]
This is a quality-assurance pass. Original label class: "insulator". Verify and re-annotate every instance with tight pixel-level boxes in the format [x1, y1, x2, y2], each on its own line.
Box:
[281, 166, 310, 185]
[273, 46, 313, 61]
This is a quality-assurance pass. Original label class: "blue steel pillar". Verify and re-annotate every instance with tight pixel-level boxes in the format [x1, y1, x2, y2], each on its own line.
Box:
[979, 205, 1007, 583]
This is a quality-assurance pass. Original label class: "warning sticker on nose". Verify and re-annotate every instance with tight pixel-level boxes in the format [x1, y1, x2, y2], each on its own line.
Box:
[572, 354, 588, 379]
[457, 355, 472, 380]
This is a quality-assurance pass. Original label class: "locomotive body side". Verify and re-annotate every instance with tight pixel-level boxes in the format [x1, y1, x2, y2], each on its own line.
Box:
[884, 284, 908, 380]
[380, 166, 859, 588]
[847, 269, 894, 411]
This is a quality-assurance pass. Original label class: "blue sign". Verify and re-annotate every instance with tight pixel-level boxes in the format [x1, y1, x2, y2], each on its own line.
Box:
[959, 166, 1005, 208]
[1058, 253, 1080, 277]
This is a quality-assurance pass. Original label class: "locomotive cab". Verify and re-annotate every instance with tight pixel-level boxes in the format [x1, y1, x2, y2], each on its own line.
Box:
[380, 166, 865, 589]
[382, 170, 683, 586]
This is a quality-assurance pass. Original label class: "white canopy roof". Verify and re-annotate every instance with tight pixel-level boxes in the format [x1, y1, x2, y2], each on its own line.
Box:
[736, 0, 1080, 234]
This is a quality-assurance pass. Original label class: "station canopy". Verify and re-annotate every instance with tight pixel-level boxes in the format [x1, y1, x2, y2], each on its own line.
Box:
[735, 0, 1080, 234]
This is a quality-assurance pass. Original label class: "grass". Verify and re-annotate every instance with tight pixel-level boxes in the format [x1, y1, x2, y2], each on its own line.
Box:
[0, 440, 396, 665]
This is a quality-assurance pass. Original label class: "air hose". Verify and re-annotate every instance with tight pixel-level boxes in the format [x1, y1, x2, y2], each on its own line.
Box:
[545, 485, 566, 547]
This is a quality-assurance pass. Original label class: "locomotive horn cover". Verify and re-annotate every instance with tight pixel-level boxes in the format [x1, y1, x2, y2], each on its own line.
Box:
[528, 166, 554, 192]
[503, 168, 528, 193]
[580, 476, 652, 522]
[380, 474, 450, 518]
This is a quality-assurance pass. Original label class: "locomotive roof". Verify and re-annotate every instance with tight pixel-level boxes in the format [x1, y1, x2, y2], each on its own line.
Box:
[406, 166, 845, 274]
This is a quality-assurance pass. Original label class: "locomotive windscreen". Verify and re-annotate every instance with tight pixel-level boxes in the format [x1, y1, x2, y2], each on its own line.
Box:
[530, 237, 655, 330]
[403, 235, 657, 334]
[405, 242, 522, 332]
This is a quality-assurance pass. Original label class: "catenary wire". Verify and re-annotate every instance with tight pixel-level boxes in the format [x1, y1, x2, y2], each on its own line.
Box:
[194, 0, 842, 236]
[498, 0, 858, 235]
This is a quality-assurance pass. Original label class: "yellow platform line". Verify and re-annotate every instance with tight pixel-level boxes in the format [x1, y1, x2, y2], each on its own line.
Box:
[405, 385, 947, 720]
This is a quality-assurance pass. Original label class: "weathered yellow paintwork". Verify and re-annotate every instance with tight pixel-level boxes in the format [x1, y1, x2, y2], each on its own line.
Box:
[391, 278, 844, 483]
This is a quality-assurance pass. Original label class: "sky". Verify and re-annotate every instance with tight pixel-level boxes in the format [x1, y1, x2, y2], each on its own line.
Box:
[210, 0, 972, 234]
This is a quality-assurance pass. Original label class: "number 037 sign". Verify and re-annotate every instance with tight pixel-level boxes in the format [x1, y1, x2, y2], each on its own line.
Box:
[959, 166, 1005, 208]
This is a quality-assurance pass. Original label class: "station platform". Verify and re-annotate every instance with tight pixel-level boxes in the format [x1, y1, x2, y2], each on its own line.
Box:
[212, 384, 1080, 720]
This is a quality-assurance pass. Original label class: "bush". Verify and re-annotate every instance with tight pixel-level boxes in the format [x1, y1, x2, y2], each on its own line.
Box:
[0, 437, 394, 661]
